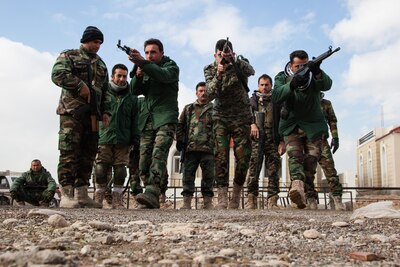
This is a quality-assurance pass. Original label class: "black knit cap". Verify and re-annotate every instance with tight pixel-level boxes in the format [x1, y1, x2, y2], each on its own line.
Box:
[80, 26, 104, 43]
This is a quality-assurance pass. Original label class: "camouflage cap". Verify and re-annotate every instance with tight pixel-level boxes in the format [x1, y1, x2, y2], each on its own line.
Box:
[80, 26, 104, 43]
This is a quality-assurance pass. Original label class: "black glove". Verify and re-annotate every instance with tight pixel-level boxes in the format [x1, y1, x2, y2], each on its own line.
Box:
[176, 141, 184, 152]
[290, 74, 308, 90]
[330, 137, 339, 154]
[307, 60, 321, 76]
[132, 135, 140, 151]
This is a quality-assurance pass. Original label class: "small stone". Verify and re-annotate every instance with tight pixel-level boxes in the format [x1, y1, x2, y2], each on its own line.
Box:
[48, 214, 69, 228]
[348, 251, 383, 261]
[219, 248, 237, 257]
[3, 218, 18, 225]
[332, 221, 350, 227]
[80, 245, 91, 255]
[369, 234, 389, 243]
[303, 229, 321, 239]
[354, 219, 365, 225]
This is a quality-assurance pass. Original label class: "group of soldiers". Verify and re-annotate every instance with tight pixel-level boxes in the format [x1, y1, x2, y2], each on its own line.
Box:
[10, 25, 345, 211]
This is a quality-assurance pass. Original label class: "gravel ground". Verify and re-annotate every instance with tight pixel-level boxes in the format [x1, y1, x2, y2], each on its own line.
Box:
[0, 206, 399, 266]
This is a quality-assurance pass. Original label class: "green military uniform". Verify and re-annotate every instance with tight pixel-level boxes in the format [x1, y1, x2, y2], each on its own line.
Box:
[204, 58, 254, 188]
[247, 90, 281, 198]
[272, 70, 332, 187]
[176, 100, 215, 197]
[52, 45, 110, 188]
[131, 55, 179, 208]
[95, 80, 140, 187]
[10, 167, 56, 205]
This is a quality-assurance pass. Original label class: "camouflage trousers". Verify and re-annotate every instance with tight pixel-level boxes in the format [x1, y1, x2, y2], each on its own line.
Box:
[247, 134, 281, 198]
[305, 138, 343, 198]
[128, 148, 143, 196]
[213, 119, 251, 187]
[12, 189, 52, 205]
[181, 151, 215, 197]
[284, 128, 323, 199]
[95, 144, 130, 186]
[139, 120, 175, 197]
[58, 115, 98, 187]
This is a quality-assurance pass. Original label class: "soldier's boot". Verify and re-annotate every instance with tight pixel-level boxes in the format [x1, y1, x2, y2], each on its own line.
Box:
[228, 183, 243, 209]
[289, 180, 306, 209]
[94, 183, 107, 208]
[180, 196, 192, 210]
[216, 187, 228, 209]
[75, 186, 102, 208]
[15, 200, 26, 206]
[103, 190, 113, 209]
[112, 190, 125, 209]
[59, 185, 80, 209]
[267, 195, 280, 209]
[247, 193, 257, 209]
[332, 195, 346, 211]
[203, 196, 214, 210]
[307, 198, 318, 210]
[159, 193, 166, 209]
[136, 191, 160, 209]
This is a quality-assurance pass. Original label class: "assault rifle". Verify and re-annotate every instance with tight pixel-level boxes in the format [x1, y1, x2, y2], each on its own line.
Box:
[295, 46, 341, 78]
[117, 39, 138, 78]
[220, 37, 250, 93]
[255, 111, 266, 179]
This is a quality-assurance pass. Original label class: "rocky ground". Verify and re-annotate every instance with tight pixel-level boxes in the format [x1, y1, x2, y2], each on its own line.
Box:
[0, 205, 399, 267]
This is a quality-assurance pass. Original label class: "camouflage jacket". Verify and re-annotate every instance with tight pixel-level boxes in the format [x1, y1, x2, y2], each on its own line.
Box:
[10, 167, 56, 193]
[272, 70, 332, 141]
[98, 83, 140, 145]
[176, 100, 214, 154]
[51, 46, 110, 117]
[130, 56, 179, 131]
[320, 98, 338, 139]
[204, 56, 255, 123]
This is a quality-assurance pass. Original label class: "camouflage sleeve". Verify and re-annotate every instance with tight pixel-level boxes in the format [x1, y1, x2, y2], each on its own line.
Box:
[176, 105, 187, 142]
[325, 100, 339, 138]
[45, 172, 57, 192]
[272, 72, 292, 104]
[100, 70, 111, 115]
[10, 173, 27, 192]
[204, 63, 220, 101]
[51, 52, 85, 91]
[131, 95, 140, 137]
[236, 56, 255, 77]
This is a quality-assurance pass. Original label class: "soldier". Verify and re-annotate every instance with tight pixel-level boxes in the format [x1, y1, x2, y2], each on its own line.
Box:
[10, 159, 56, 207]
[304, 93, 345, 210]
[176, 82, 215, 209]
[52, 26, 111, 208]
[272, 49, 332, 209]
[94, 64, 140, 209]
[246, 74, 283, 209]
[204, 39, 255, 209]
[129, 38, 179, 209]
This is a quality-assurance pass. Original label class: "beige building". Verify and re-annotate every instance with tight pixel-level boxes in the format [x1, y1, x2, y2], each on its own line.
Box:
[357, 126, 400, 187]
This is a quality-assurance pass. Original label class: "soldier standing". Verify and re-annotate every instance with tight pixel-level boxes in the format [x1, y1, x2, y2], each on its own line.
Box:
[304, 93, 345, 210]
[176, 82, 215, 209]
[52, 26, 111, 208]
[272, 49, 332, 209]
[129, 38, 179, 209]
[204, 39, 255, 209]
[94, 64, 140, 209]
[10, 159, 56, 207]
[246, 74, 283, 209]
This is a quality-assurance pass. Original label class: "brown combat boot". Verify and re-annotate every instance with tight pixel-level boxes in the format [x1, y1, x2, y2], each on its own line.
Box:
[75, 186, 102, 208]
[216, 187, 228, 209]
[247, 193, 257, 209]
[203, 196, 214, 209]
[332, 195, 346, 211]
[267, 195, 280, 209]
[307, 198, 318, 210]
[159, 193, 167, 209]
[180, 196, 192, 209]
[289, 180, 306, 209]
[228, 183, 243, 209]
[59, 185, 80, 209]
[112, 191, 125, 209]
[94, 183, 107, 208]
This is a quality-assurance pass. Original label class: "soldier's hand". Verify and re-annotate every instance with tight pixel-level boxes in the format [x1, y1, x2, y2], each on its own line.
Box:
[330, 137, 339, 154]
[307, 60, 321, 76]
[102, 113, 110, 128]
[290, 74, 308, 90]
[43, 190, 55, 202]
[250, 123, 259, 139]
[136, 67, 144, 78]
[79, 84, 91, 103]
[216, 63, 226, 80]
[278, 141, 286, 156]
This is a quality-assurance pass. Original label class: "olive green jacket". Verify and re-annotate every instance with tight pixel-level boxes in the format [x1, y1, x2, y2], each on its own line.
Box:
[10, 167, 56, 193]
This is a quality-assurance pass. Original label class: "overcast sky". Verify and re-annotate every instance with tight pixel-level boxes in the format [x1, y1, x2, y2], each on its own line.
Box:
[1, 0, 399, 181]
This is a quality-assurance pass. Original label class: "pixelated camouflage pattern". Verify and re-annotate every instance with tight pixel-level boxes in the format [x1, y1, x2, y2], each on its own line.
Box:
[51, 46, 110, 117]
[213, 119, 251, 187]
[321, 99, 338, 138]
[138, 120, 175, 196]
[319, 139, 343, 196]
[204, 57, 255, 123]
[176, 100, 214, 154]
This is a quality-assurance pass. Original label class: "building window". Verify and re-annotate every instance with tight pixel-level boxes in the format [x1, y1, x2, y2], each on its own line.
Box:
[173, 150, 181, 174]
[359, 154, 364, 187]
[367, 150, 373, 187]
[380, 144, 388, 186]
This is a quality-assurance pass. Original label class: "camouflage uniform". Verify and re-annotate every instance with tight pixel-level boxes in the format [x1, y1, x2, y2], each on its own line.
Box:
[131, 55, 179, 208]
[308, 98, 343, 197]
[52, 46, 110, 188]
[204, 58, 254, 188]
[247, 91, 281, 198]
[176, 100, 215, 197]
[10, 167, 56, 205]
[272, 70, 332, 198]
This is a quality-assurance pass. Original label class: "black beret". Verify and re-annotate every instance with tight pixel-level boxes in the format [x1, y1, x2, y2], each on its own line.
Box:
[80, 26, 104, 43]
